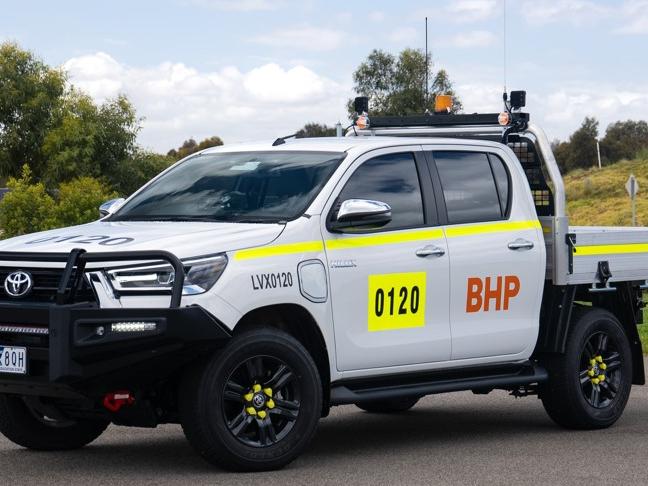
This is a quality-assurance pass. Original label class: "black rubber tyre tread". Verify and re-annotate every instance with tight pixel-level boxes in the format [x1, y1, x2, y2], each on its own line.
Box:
[539, 307, 633, 430]
[179, 327, 322, 472]
[0, 394, 108, 451]
[356, 396, 420, 413]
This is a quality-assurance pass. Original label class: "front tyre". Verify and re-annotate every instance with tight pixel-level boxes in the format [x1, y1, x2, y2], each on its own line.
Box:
[179, 328, 322, 472]
[0, 395, 108, 450]
[539, 308, 633, 430]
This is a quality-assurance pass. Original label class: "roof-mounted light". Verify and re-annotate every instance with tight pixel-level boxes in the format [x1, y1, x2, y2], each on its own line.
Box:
[434, 94, 453, 113]
[498, 112, 510, 126]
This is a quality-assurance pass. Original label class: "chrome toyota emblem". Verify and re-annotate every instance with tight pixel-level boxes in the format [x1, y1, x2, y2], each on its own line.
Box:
[4, 271, 33, 298]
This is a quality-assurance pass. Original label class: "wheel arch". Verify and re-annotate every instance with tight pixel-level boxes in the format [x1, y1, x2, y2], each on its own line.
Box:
[536, 281, 645, 385]
[233, 303, 332, 416]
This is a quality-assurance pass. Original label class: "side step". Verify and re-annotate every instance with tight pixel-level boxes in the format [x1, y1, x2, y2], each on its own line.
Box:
[330, 363, 548, 406]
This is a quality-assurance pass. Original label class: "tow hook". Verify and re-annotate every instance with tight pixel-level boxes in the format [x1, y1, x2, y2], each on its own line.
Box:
[103, 391, 136, 412]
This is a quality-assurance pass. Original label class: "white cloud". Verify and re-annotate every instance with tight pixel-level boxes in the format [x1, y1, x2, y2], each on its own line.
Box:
[614, 0, 648, 34]
[250, 26, 347, 51]
[369, 11, 385, 22]
[63, 52, 350, 151]
[388, 27, 419, 43]
[186, 0, 284, 11]
[442, 30, 498, 48]
[446, 0, 500, 22]
[520, 0, 610, 25]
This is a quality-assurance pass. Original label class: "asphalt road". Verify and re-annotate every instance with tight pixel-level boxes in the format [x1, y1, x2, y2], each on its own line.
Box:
[2, 360, 647, 486]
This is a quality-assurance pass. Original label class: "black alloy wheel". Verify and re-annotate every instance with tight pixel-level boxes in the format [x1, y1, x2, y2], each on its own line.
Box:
[223, 355, 301, 447]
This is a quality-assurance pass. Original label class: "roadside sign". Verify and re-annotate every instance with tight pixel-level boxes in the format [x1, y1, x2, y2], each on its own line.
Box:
[625, 174, 639, 198]
[626, 174, 639, 226]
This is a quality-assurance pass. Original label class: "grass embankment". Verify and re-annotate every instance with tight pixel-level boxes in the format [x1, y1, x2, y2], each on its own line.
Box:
[563, 156, 648, 350]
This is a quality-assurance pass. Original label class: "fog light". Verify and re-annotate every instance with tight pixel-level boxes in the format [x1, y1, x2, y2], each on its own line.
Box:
[111, 322, 157, 333]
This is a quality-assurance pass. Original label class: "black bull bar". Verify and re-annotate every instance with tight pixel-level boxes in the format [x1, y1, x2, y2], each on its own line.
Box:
[0, 249, 230, 395]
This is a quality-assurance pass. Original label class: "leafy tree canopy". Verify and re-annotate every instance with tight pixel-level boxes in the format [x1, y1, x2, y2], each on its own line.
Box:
[348, 48, 462, 117]
[0, 42, 66, 178]
[167, 136, 223, 160]
[295, 123, 337, 138]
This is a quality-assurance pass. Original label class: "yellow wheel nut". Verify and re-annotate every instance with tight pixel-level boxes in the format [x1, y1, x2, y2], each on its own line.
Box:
[244, 392, 254, 402]
[253, 384, 262, 393]
[590, 359, 597, 366]
[599, 363, 607, 370]
[596, 356, 603, 363]
[263, 387, 273, 397]
[587, 370, 596, 377]
[246, 407, 257, 416]
[257, 410, 267, 419]
[267, 399, 275, 409]
[598, 375, 605, 382]
[592, 378, 600, 385]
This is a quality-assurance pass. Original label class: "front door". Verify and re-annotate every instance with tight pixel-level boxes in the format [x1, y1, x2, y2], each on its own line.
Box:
[324, 148, 451, 372]
[425, 148, 545, 361]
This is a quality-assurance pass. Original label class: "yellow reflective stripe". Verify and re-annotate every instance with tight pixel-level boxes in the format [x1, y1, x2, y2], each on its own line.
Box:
[234, 241, 324, 261]
[325, 228, 444, 250]
[574, 243, 648, 257]
[445, 220, 541, 238]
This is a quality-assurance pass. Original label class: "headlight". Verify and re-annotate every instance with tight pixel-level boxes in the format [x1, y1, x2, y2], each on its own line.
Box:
[107, 254, 228, 296]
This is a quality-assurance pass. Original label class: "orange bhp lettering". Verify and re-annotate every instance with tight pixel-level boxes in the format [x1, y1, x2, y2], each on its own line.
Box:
[466, 277, 483, 313]
[503, 275, 520, 310]
[483, 276, 503, 311]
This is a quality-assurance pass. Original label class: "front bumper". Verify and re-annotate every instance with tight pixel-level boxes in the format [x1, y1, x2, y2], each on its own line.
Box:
[0, 249, 231, 399]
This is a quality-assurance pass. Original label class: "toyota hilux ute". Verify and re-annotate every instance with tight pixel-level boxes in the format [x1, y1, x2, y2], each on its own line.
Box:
[0, 92, 646, 472]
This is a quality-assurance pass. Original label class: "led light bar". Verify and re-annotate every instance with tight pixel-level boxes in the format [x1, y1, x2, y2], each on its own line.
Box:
[0, 325, 49, 335]
[110, 322, 158, 333]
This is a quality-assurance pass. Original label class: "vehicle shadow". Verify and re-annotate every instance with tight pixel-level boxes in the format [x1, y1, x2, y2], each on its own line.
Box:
[0, 394, 559, 478]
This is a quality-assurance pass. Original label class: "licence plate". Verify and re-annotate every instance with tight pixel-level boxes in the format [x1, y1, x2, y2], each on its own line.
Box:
[0, 346, 27, 374]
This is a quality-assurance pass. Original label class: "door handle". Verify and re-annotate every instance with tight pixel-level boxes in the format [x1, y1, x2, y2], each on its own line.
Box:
[508, 238, 534, 251]
[416, 245, 445, 257]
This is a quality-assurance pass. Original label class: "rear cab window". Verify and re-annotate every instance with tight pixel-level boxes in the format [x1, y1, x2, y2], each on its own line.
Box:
[429, 151, 511, 225]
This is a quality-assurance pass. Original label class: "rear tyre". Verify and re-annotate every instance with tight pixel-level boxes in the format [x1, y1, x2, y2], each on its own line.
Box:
[539, 307, 633, 430]
[0, 394, 108, 450]
[179, 328, 322, 472]
[356, 396, 420, 413]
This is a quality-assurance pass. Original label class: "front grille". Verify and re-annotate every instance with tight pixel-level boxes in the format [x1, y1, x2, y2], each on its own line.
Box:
[0, 267, 98, 304]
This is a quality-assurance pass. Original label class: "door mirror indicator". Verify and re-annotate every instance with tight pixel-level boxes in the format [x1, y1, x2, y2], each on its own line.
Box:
[331, 199, 392, 232]
[99, 198, 126, 218]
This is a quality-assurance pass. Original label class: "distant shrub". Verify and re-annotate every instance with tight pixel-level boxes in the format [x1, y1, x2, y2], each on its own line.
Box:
[55, 177, 117, 227]
[0, 165, 116, 239]
[0, 165, 57, 238]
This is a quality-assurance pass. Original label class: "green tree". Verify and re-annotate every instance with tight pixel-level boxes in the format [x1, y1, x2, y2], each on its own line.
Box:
[0, 42, 66, 179]
[167, 136, 223, 160]
[41, 91, 140, 185]
[348, 48, 462, 117]
[601, 120, 648, 164]
[295, 123, 337, 138]
[0, 165, 57, 238]
[109, 150, 174, 196]
[55, 177, 117, 227]
[554, 117, 599, 172]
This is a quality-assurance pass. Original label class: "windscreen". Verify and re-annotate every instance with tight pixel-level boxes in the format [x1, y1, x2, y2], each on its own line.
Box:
[112, 151, 345, 223]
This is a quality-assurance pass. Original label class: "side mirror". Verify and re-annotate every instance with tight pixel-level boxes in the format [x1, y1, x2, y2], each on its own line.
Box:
[330, 199, 392, 232]
[99, 198, 126, 218]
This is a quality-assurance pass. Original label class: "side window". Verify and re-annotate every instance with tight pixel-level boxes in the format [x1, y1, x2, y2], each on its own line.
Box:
[334, 152, 424, 231]
[488, 154, 511, 217]
[433, 151, 510, 225]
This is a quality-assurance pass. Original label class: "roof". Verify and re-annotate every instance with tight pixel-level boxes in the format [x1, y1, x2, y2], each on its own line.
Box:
[200, 136, 506, 155]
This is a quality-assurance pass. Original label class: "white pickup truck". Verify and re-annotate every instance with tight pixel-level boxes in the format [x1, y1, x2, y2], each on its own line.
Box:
[0, 93, 645, 472]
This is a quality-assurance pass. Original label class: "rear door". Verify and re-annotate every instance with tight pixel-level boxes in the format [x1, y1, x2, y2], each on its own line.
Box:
[323, 147, 451, 371]
[424, 147, 545, 361]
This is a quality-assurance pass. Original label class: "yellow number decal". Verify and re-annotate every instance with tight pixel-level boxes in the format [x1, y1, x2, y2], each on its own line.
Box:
[367, 272, 426, 332]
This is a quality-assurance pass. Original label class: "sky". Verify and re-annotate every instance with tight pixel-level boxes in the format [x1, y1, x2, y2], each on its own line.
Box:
[2, 0, 648, 153]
